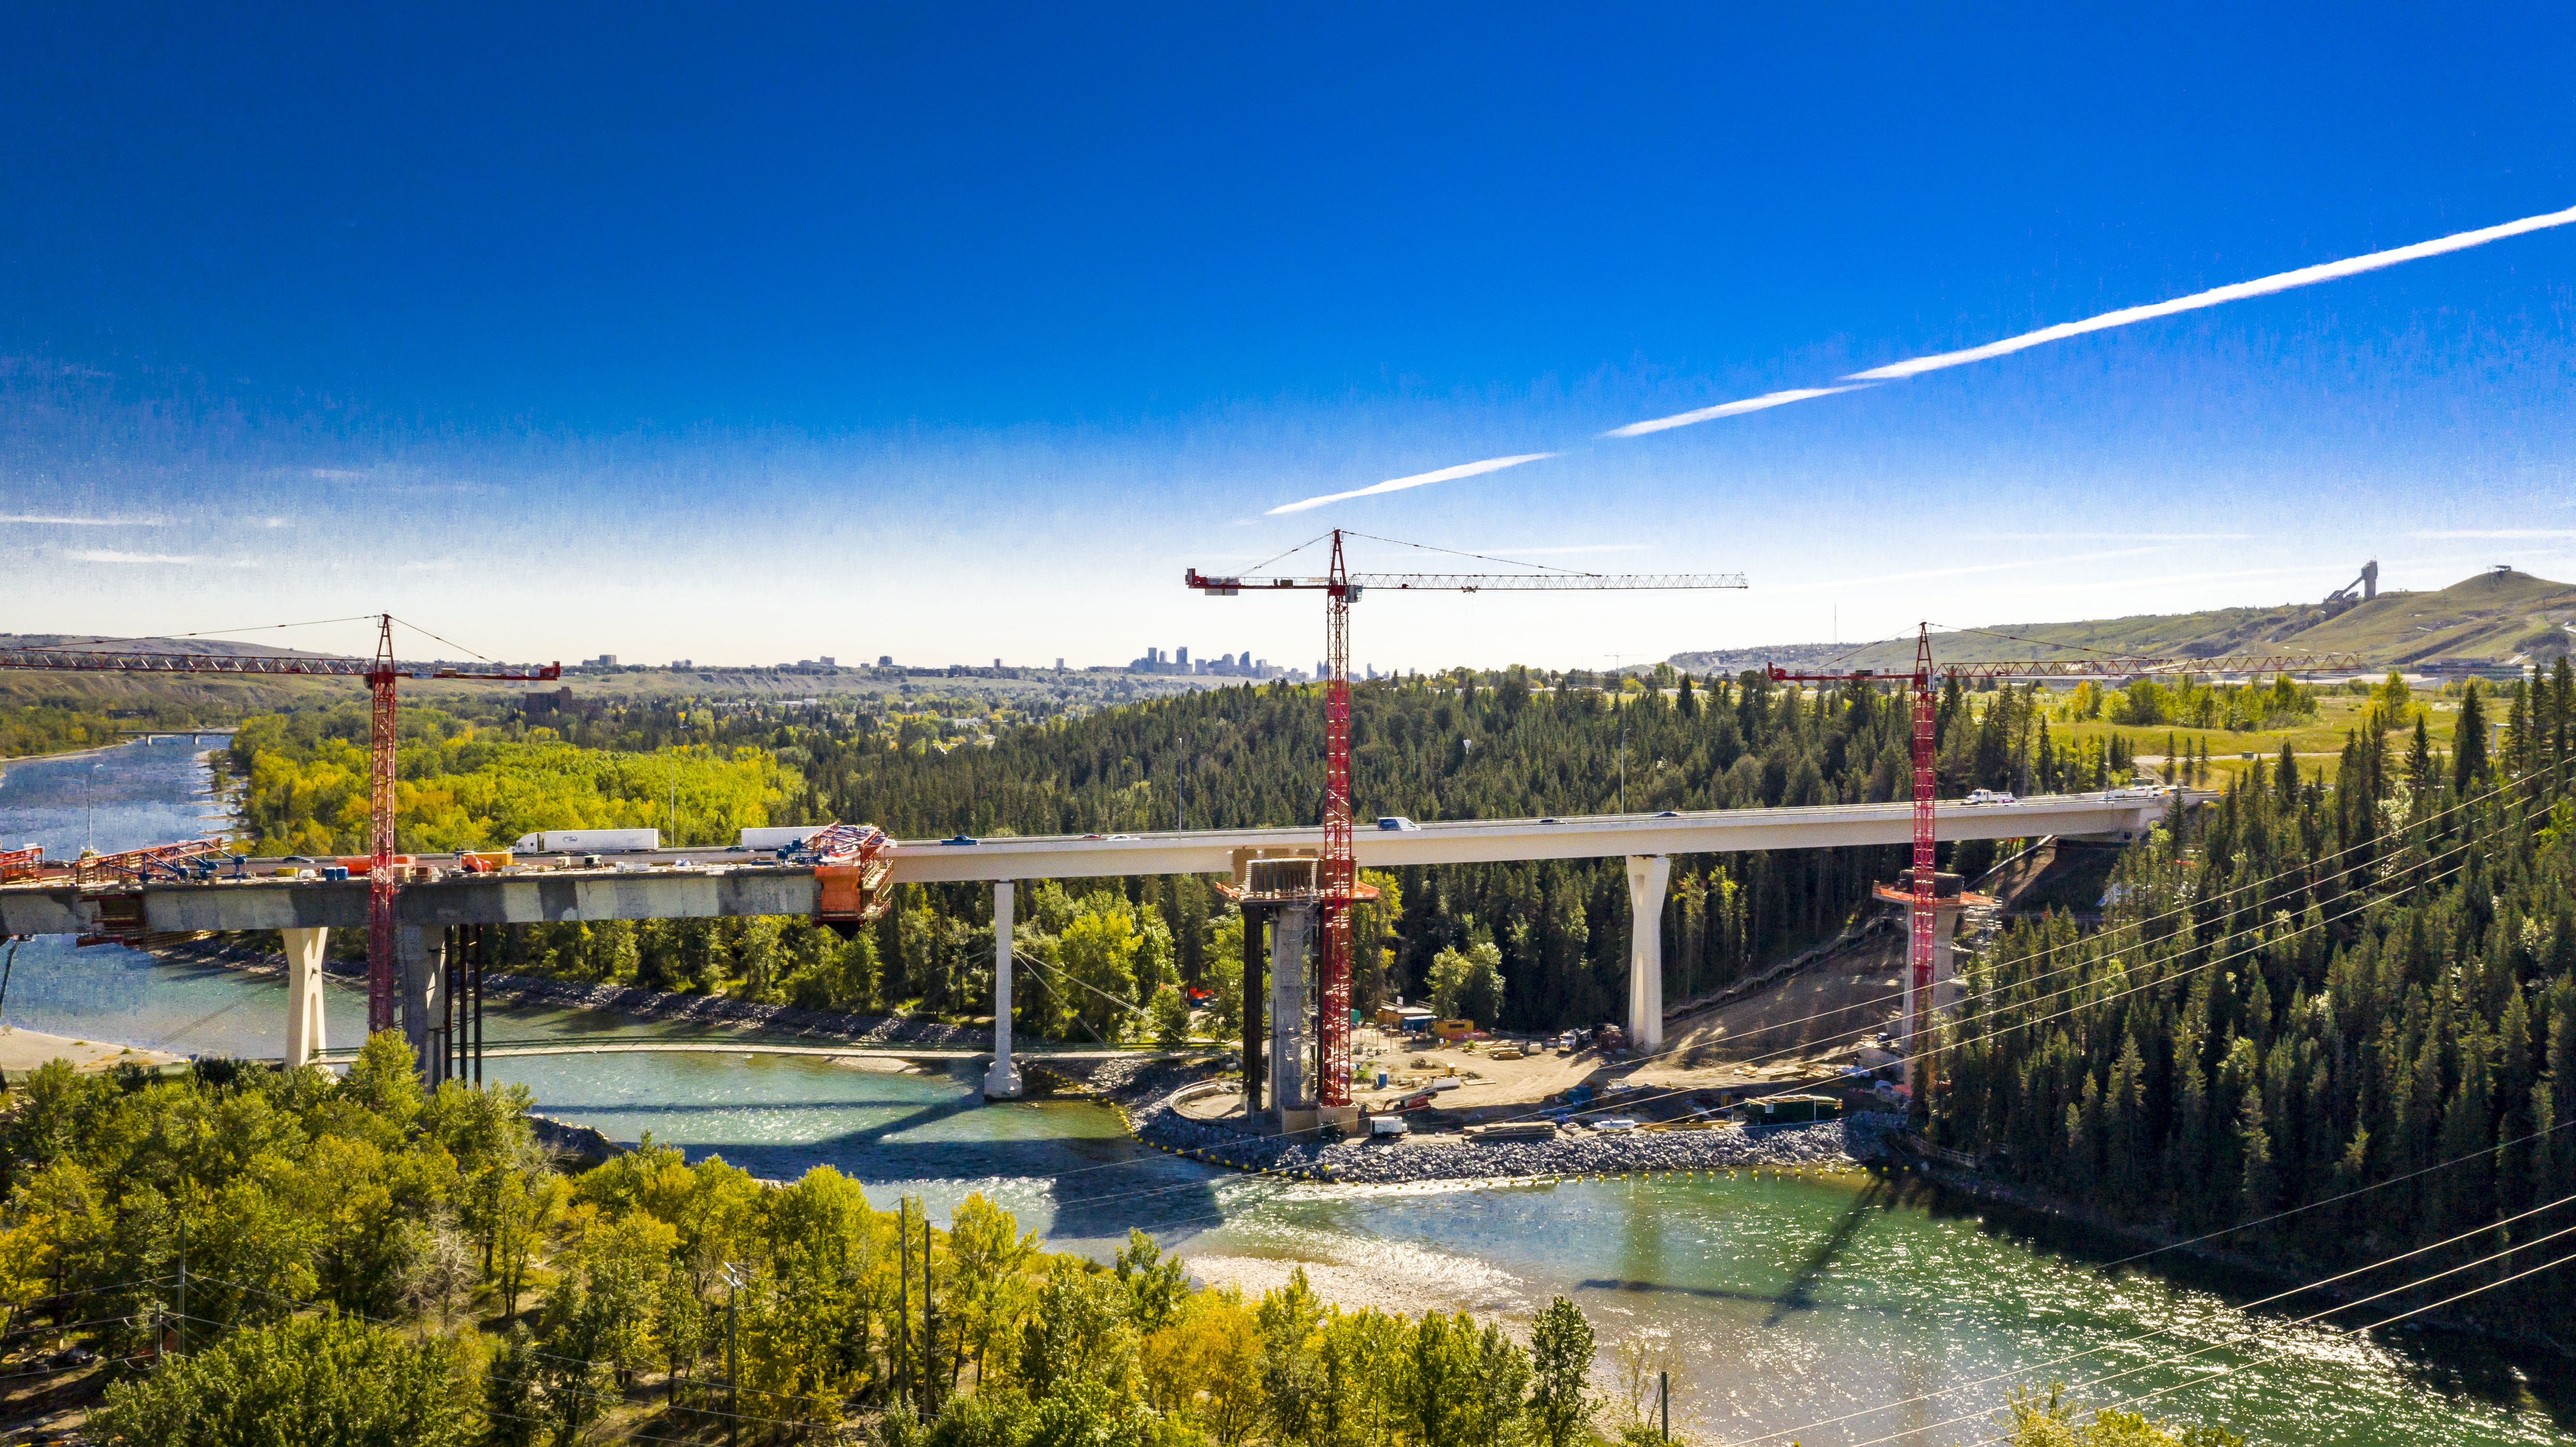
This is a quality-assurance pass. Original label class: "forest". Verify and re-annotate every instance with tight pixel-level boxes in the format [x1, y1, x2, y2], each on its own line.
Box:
[1936, 661, 2576, 1341]
[3, 702, 145, 762]
[1, 1038, 2237, 1446]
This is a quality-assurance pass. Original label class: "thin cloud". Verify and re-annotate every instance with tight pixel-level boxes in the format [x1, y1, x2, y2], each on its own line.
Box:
[1991, 531, 2252, 541]
[1268, 452, 1555, 516]
[2410, 528, 2576, 539]
[63, 550, 257, 567]
[2, 514, 165, 526]
[1600, 385, 1874, 439]
[1772, 544, 2171, 592]
[65, 550, 205, 565]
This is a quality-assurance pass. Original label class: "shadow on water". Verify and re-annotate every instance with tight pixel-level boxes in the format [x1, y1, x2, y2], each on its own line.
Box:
[1761, 1178, 1895, 1326]
[1898, 1170, 2576, 1432]
[1577, 1179, 1907, 1324]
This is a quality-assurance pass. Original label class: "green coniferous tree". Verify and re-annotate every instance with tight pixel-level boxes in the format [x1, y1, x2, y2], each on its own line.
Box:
[2455, 681, 2490, 794]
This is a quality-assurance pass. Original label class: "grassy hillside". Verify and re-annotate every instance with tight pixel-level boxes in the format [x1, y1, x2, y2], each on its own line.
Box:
[1673, 567, 2576, 674]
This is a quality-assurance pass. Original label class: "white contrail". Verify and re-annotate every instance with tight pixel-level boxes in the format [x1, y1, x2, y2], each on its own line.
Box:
[1267, 201, 2576, 515]
[1845, 203, 2576, 381]
[1267, 452, 1555, 515]
[1599, 385, 1874, 439]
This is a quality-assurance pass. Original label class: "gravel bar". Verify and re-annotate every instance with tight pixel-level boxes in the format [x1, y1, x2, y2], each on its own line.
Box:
[1065, 1056, 1899, 1185]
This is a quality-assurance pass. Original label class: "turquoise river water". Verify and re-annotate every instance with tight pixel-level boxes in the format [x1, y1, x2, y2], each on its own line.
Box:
[0, 737, 2568, 1444]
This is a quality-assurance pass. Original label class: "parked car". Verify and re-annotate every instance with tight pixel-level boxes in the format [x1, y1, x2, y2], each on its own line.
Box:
[1962, 789, 2016, 806]
[940, 835, 979, 846]
[1376, 815, 1421, 831]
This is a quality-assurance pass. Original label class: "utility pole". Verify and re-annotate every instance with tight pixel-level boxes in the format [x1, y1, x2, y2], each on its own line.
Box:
[1660, 1371, 1670, 1441]
[919, 1202, 936, 1420]
[172, 1209, 186, 1357]
[724, 1265, 742, 1447]
[897, 1198, 912, 1413]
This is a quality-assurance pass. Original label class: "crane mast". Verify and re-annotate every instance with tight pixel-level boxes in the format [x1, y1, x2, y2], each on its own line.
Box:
[1770, 626, 2367, 1102]
[0, 617, 558, 1033]
[1319, 533, 1356, 1100]
[1188, 527, 1746, 1108]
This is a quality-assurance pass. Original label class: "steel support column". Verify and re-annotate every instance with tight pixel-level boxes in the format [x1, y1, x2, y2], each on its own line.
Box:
[1239, 904, 1267, 1114]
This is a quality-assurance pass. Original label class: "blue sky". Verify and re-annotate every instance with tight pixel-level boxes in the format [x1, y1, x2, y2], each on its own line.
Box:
[5, 4, 2575, 670]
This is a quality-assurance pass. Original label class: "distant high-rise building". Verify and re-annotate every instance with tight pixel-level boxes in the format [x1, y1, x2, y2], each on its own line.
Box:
[1055, 657, 1065, 670]
[819, 656, 836, 666]
[878, 655, 894, 667]
[993, 658, 1002, 669]
[670, 659, 692, 669]
[1176, 646, 1189, 667]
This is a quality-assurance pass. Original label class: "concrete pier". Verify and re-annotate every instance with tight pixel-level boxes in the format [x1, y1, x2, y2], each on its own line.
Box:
[984, 881, 1022, 1099]
[1268, 903, 1315, 1133]
[398, 925, 444, 1080]
[283, 926, 328, 1067]
[1626, 854, 1669, 1051]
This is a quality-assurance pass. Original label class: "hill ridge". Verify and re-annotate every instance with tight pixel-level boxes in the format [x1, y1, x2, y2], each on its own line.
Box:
[1671, 567, 2576, 675]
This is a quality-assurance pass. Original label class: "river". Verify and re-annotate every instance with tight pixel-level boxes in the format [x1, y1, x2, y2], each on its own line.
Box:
[1, 736, 2568, 1445]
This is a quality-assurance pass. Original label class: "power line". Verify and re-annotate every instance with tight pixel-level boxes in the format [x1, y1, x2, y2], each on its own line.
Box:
[1711, 1190, 2576, 1447]
[1940, 1236, 2576, 1447]
[1800, 1213, 2576, 1447]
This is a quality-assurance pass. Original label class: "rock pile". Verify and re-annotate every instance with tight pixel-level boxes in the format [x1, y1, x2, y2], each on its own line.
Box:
[1093, 1062, 1902, 1184]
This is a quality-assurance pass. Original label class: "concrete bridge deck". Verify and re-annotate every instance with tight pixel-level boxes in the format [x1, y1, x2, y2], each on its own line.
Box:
[0, 790, 2181, 1096]
[0, 792, 2169, 937]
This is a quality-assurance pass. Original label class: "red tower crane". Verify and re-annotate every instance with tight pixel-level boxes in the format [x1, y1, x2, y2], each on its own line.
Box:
[0, 615, 559, 1031]
[1186, 528, 1748, 1108]
[1768, 625, 2366, 1097]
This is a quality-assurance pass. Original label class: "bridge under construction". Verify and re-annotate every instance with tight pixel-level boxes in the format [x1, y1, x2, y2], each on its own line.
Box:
[0, 791, 2174, 1118]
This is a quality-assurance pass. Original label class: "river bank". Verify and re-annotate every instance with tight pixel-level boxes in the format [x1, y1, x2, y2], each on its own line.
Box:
[0, 1026, 181, 1074]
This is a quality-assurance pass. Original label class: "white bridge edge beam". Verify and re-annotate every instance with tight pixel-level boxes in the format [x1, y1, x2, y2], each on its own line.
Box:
[283, 926, 328, 1067]
[984, 881, 1022, 1099]
[1625, 855, 1671, 1050]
